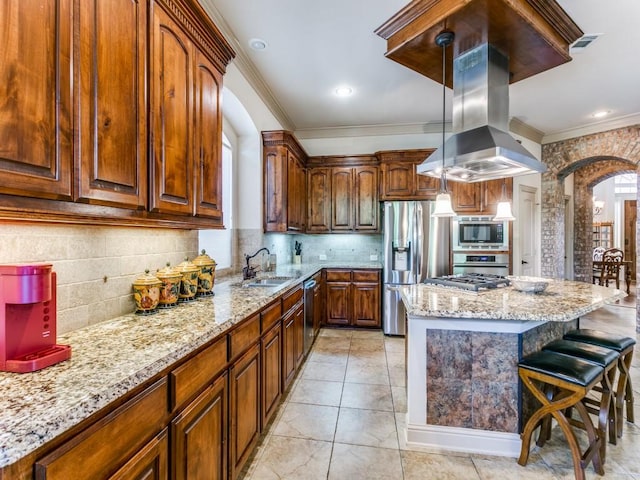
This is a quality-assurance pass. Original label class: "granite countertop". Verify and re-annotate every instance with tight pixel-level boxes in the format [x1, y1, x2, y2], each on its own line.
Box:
[0, 262, 380, 469]
[401, 279, 626, 322]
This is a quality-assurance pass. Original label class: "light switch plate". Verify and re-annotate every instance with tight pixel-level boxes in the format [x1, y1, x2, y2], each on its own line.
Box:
[370, 254, 378, 261]
[319, 254, 327, 260]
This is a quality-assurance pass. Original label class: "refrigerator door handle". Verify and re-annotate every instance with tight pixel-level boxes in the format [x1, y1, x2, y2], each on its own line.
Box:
[386, 285, 402, 292]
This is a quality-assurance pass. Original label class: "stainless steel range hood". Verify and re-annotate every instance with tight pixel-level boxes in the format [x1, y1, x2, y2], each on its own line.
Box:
[417, 43, 547, 183]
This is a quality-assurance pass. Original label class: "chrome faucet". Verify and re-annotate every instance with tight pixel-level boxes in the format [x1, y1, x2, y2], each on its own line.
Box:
[242, 247, 270, 280]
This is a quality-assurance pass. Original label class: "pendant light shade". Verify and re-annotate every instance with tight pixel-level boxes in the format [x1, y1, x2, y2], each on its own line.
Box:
[433, 192, 457, 217]
[431, 31, 457, 219]
[493, 180, 515, 221]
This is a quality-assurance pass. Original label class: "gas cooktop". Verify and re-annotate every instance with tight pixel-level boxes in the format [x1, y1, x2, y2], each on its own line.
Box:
[424, 273, 511, 292]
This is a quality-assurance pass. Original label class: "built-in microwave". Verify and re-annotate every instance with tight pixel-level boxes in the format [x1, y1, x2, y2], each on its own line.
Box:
[452, 216, 509, 251]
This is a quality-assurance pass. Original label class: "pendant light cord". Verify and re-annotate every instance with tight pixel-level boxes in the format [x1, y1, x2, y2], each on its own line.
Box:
[441, 37, 447, 194]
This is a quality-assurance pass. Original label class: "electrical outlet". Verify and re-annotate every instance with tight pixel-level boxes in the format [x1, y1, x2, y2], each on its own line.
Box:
[319, 254, 327, 260]
[370, 254, 378, 261]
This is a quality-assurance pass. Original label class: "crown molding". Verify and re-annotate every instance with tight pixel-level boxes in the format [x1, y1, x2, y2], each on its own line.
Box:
[509, 118, 544, 144]
[197, 0, 295, 130]
[541, 113, 640, 144]
[295, 122, 451, 139]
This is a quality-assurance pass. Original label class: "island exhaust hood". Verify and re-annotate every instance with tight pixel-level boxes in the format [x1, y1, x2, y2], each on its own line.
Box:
[416, 43, 547, 182]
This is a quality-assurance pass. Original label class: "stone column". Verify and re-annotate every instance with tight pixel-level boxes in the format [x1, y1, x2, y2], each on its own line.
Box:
[541, 172, 565, 279]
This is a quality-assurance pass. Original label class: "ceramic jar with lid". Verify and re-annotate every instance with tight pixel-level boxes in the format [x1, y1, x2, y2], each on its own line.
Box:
[132, 270, 162, 314]
[192, 249, 217, 296]
[156, 263, 182, 307]
[177, 258, 200, 301]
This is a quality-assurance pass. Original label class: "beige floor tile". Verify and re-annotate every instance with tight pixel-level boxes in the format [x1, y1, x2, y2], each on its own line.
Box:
[385, 352, 405, 368]
[301, 360, 347, 382]
[335, 407, 399, 449]
[272, 402, 339, 441]
[552, 468, 637, 480]
[472, 453, 555, 480]
[389, 365, 406, 387]
[289, 379, 343, 406]
[307, 350, 349, 366]
[328, 443, 403, 480]
[347, 350, 388, 366]
[350, 338, 386, 353]
[384, 336, 405, 353]
[313, 336, 352, 353]
[319, 328, 353, 339]
[392, 386, 407, 413]
[341, 382, 394, 411]
[247, 436, 332, 480]
[404, 450, 481, 479]
[345, 361, 390, 385]
[351, 330, 384, 340]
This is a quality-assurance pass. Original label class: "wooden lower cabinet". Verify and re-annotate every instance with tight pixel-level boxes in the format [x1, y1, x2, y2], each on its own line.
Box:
[171, 374, 227, 480]
[282, 306, 297, 391]
[229, 343, 261, 480]
[109, 428, 168, 480]
[261, 320, 282, 428]
[324, 269, 381, 328]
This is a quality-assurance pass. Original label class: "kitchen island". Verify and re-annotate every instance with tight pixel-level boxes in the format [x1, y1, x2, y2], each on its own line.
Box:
[400, 279, 626, 457]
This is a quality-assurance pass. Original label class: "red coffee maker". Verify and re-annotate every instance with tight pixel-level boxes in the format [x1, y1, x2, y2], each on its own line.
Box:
[0, 263, 71, 373]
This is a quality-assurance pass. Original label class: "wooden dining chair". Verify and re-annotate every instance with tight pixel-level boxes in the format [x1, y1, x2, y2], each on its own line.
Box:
[601, 248, 624, 289]
[593, 247, 606, 284]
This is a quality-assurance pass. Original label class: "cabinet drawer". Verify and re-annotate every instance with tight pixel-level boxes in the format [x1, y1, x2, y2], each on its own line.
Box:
[325, 270, 351, 282]
[170, 336, 227, 411]
[261, 300, 282, 333]
[35, 378, 169, 480]
[229, 314, 260, 360]
[282, 285, 303, 313]
[352, 270, 380, 282]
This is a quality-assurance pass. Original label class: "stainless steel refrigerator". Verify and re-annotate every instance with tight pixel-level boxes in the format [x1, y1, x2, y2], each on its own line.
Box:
[383, 201, 450, 335]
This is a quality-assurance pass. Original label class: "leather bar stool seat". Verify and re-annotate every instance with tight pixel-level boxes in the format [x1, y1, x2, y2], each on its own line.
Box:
[518, 350, 605, 480]
[542, 339, 620, 462]
[564, 329, 636, 439]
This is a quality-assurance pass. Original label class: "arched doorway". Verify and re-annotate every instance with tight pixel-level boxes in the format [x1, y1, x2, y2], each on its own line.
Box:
[540, 125, 640, 332]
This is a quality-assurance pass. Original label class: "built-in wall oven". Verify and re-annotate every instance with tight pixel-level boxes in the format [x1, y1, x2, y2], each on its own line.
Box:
[453, 216, 509, 251]
[452, 253, 509, 276]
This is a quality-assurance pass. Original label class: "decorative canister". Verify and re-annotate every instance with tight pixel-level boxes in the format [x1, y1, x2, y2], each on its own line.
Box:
[177, 257, 200, 302]
[132, 270, 162, 314]
[156, 263, 182, 307]
[192, 249, 217, 296]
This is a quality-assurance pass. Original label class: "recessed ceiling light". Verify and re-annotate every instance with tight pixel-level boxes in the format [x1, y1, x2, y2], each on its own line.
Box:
[248, 38, 267, 51]
[334, 86, 353, 97]
[592, 110, 610, 119]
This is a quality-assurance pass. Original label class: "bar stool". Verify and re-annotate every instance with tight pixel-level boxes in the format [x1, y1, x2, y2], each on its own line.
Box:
[518, 350, 604, 480]
[564, 329, 636, 439]
[541, 339, 619, 462]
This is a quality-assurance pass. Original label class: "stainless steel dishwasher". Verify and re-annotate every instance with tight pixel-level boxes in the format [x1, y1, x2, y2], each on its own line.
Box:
[303, 278, 316, 356]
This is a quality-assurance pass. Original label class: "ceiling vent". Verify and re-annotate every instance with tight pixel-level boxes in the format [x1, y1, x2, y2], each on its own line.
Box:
[570, 34, 602, 53]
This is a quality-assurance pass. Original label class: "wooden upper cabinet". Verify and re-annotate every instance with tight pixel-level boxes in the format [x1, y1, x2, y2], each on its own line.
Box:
[378, 149, 437, 200]
[450, 178, 512, 214]
[262, 131, 308, 233]
[331, 168, 353, 231]
[354, 166, 378, 231]
[0, 0, 73, 200]
[307, 168, 331, 232]
[76, 0, 147, 209]
[150, 5, 193, 215]
[194, 51, 224, 224]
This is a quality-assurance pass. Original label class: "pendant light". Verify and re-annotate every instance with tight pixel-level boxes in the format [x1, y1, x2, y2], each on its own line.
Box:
[493, 179, 516, 221]
[432, 31, 457, 218]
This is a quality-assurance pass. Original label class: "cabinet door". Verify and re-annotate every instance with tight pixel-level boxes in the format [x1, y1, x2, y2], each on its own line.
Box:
[76, 0, 147, 208]
[307, 168, 331, 232]
[0, 0, 73, 200]
[451, 182, 482, 213]
[482, 178, 511, 214]
[229, 343, 261, 480]
[325, 282, 351, 326]
[331, 168, 353, 230]
[263, 147, 287, 232]
[150, 5, 193, 215]
[261, 321, 282, 429]
[172, 374, 227, 480]
[109, 428, 168, 480]
[414, 163, 440, 199]
[352, 283, 381, 328]
[193, 50, 223, 223]
[380, 162, 413, 199]
[354, 166, 379, 232]
[293, 302, 305, 368]
[287, 152, 305, 231]
[282, 310, 297, 390]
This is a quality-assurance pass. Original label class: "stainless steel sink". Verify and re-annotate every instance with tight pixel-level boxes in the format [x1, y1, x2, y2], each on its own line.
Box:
[245, 277, 293, 287]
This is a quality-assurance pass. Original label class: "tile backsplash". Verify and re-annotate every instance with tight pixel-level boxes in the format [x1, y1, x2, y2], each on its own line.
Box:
[291, 233, 383, 263]
[0, 223, 198, 334]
